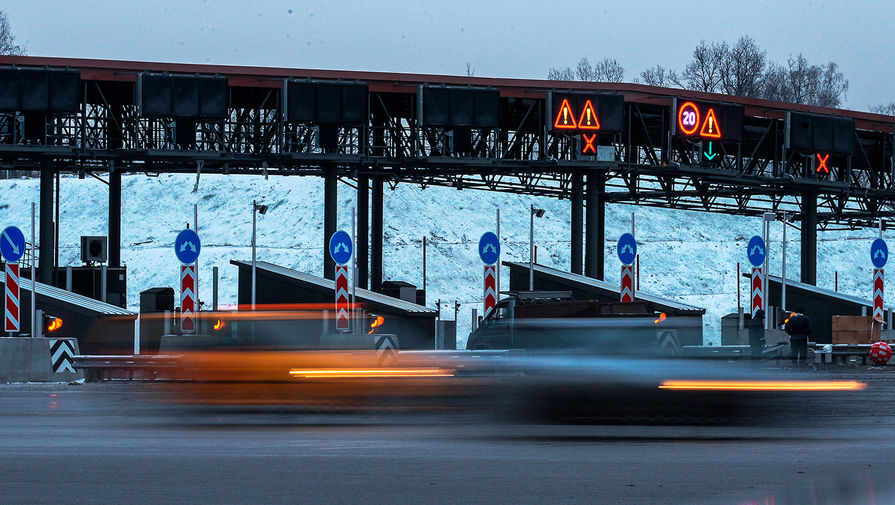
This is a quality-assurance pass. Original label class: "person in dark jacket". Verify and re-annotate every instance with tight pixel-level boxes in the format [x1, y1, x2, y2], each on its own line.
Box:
[784, 308, 812, 364]
[748, 309, 766, 359]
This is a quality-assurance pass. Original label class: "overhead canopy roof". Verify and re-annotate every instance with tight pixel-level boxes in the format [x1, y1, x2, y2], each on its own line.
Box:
[504, 261, 705, 316]
[231, 260, 436, 317]
[0, 271, 135, 317]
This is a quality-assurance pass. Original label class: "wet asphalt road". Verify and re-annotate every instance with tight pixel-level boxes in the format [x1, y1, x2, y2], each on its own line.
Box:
[1, 370, 895, 505]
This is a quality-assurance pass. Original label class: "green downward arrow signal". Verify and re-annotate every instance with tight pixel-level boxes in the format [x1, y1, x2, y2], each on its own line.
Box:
[703, 142, 718, 161]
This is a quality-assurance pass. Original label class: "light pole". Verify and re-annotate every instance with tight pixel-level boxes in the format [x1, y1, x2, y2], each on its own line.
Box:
[251, 200, 268, 308]
[529, 204, 546, 291]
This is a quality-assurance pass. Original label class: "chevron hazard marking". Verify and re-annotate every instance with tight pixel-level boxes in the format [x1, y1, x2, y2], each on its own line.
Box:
[5, 262, 20, 332]
[335, 265, 350, 330]
[751, 267, 763, 318]
[484, 265, 497, 313]
[874, 268, 884, 320]
[49, 339, 76, 373]
[620, 265, 634, 303]
[376, 335, 398, 365]
[181, 264, 196, 333]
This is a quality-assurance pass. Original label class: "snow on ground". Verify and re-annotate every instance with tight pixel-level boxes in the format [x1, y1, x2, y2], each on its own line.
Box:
[0, 173, 877, 348]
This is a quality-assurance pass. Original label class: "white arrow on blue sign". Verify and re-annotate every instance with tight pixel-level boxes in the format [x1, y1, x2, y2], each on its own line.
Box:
[174, 229, 201, 265]
[617, 233, 637, 265]
[747, 235, 766, 267]
[329, 230, 353, 265]
[872, 238, 888, 269]
[479, 232, 500, 265]
[1, 226, 25, 263]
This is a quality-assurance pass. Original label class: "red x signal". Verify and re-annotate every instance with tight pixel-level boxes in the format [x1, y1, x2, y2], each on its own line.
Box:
[581, 134, 597, 154]
[816, 153, 830, 173]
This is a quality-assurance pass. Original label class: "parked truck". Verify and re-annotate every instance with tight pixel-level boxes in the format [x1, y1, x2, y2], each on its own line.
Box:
[466, 291, 687, 356]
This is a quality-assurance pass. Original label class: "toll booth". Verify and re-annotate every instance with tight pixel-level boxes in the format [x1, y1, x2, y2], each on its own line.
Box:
[762, 274, 892, 344]
[231, 260, 437, 349]
[504, 261, 706, 346]
[0, 270, 136, 354]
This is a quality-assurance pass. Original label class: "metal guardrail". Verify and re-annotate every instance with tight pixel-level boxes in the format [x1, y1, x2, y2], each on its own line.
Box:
[71, 354, 182, 382]
[681, 344, 786, 359]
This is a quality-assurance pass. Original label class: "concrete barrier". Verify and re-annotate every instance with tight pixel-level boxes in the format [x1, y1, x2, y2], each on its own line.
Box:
[0, 337, 84, 383]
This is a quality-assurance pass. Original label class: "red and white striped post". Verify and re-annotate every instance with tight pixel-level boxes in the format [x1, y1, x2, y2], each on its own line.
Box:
[4, 262, 20, 333]
[335, 264, 350, 330]
[874, 268, 884, 320]
[484, 265, 497, 313]
[620, 264, 634, 303]
[181, 264, 196, 333]
[751, 266, 763, 318]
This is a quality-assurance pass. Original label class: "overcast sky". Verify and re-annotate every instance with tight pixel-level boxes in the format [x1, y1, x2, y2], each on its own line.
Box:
[5, 1, 893, 111]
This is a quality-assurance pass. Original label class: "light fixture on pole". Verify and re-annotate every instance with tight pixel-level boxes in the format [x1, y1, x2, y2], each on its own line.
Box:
[529, 204, 546, 291]
[251, 200, 269, 308]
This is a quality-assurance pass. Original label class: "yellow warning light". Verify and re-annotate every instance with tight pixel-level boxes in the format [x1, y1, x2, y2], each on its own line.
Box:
[368, 316, 385, 334]
[47, 318, 62, 332]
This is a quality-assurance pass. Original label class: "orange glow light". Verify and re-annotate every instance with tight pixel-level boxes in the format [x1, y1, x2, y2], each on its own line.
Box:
[368, 315, 385, 334]
[699, 108, 722, 138]
[659, 380, 866, 391]
[581, 133, 597, 154]
[553, 99, 578, 129]
[289, 368, 455, 379]
[213, 319, 226, 331]
[677, 101, 700, 135]
[577, 100, 600, 130]
[47, 318, 62, 332]
[654, 312, 667, 324]
[816, 153, 830, 173]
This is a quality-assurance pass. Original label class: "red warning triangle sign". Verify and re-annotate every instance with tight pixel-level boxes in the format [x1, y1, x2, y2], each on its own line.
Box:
[577, 100, 600, 130]
[553, 99, 577, 129]
[699, 108, 722, 138]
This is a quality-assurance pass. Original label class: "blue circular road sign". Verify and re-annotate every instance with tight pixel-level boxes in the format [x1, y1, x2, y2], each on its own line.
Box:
[747, 235, 766, 267]
[329, 230, 353, 265]
[479, 232, 500, 265]
[0, 226, 25, 263]
[872, 238, 888, 269]
[617, 233, 637, 265]
[174, 229, 201, 265]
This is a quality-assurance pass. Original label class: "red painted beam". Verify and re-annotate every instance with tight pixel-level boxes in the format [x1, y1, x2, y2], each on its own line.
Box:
[0, 55, 892, 132]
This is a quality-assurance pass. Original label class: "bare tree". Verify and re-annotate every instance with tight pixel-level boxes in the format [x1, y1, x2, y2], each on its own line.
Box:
[719, 36, 766, 97]
[0, 11, 25, 56]
[547, 65, 575, 81]
[870, 102, 895, 115]
[680, 40, 727, 93]
[637, 65, 679, 87]
[762, 54, 848, 107]
[465, 62, 475, 78]
[592, 58, 624, 82]
[548, 57, 624, 82]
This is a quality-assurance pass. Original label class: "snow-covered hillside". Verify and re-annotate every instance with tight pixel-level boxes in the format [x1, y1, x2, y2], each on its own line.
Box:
[0, 173, 878, 347]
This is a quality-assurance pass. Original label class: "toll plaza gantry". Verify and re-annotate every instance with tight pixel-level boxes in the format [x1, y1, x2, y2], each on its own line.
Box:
[0, 55, 893, 291]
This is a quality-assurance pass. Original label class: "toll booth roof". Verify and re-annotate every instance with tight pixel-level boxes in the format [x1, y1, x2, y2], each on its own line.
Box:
[230, 260, 437, 318]
[503, 261, 706, 316]
[762, 274, 892, 311]
[0, 271, 135, 317]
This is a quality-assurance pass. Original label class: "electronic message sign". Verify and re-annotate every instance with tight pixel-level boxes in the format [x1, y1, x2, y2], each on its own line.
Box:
[672, 98, 744, 143]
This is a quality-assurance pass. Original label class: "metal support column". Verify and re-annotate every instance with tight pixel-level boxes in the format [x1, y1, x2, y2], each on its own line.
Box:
[323, 167, 337, 280]
[801, 191, 818, 286]
[108, 168, 122, 268]
[356, 175, 369, 289]
[38, 160, 54, 284]
[371, 176, 384, 293]
[585, 172, 605, 280]
[570, 172, 583, 275]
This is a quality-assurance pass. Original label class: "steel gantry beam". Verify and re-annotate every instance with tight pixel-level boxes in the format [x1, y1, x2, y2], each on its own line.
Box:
[0, 55, 892, 234]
